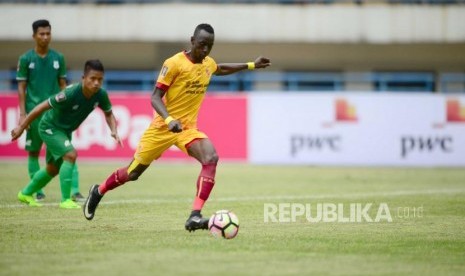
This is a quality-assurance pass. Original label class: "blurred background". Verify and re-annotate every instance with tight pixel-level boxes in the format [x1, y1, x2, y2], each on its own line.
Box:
[1, 0, 464, 93]
[1, 0, 464, 166]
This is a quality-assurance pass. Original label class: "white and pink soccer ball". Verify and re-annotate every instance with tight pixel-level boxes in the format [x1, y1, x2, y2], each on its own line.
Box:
[208, 210, 240, 239]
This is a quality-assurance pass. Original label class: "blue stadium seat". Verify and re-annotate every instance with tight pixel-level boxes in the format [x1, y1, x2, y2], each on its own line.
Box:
[1, 69, 464, 93]
[207, 74, 241, 92]
[285, 72, 344, 91]
[440, 73, 465, 93]
[373, 72, 434, 92]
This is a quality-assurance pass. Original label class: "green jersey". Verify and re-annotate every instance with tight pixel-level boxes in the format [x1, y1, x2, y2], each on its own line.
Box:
[41, 83, 112, 133]
[16, 48, 67, 112]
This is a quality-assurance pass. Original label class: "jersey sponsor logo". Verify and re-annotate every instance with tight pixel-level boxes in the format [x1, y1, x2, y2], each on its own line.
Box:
[55, 92, 66, 102]
[25, 139, 32, 146]
[53, 60, 59, 69]
[64, 140, 71, 147]
[160, 66, 168, 77]
[185, 80, 208, 95]
[45, 129, 53, 135]
[72, 105, 79, 110]
[28, 62, 35, 69]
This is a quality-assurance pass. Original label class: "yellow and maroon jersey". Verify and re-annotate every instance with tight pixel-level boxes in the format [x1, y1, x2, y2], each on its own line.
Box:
[152, 51, 218, 129]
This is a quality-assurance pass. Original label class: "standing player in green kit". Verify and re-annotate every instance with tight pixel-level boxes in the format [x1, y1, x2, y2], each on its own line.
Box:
[16, 19, 84, 201]
[11, 59, 122, 208]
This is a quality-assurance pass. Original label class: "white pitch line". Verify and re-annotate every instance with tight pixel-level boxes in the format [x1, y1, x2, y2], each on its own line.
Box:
[1, 188, 464, 209]
[217, 188, 465, 202]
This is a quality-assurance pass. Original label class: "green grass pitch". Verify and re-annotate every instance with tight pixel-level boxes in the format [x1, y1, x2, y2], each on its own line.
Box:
[1, 162, 464, 275]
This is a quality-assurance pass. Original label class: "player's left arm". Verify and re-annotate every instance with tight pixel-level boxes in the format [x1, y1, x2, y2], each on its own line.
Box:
[59, 78, 67, 90]
[99, 91, 122, 147]
[215, 56, 271, 76]
[104, 110, 123, 147]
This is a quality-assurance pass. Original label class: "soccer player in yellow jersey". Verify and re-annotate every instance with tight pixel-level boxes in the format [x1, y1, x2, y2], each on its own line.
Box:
[84, 23, 271, 231]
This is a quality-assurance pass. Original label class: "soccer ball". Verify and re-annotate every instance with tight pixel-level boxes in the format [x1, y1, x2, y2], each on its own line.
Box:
[208, 210, 240, 239]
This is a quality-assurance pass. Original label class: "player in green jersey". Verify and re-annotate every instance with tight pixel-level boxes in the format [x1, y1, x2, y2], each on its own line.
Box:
[16, 19, 84, 202]
[11, 59, 122, 209]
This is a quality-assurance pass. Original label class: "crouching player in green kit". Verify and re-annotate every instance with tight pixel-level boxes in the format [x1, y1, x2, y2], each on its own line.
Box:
[11, 59, 122, 209]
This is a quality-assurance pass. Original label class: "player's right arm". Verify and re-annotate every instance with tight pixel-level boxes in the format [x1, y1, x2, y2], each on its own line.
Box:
[16, 55, 28, 126]
[11, 100, 51, 141]
[151, 57, 182, 133]
[151, 88, 182, 133]
[17, 81, 27, 126]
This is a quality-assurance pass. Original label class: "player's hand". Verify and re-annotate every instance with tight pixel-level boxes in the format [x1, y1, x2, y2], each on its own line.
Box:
[254, 56, 271, 69]
[111, 132, 123, 147]
[18, 114, 30, 130]
[11, 126, 25, 141]
[168, 120, 183, 133]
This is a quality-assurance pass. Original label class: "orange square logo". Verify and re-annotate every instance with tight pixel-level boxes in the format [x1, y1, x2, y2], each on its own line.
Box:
[335, 99, 357, 122]
[446, 99, 465, 122]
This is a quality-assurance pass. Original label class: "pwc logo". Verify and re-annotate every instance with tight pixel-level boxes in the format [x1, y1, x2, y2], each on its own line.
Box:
[402, 98, 463, 158]
[446, 99, 465, 123]
[290, 98, 358, 156]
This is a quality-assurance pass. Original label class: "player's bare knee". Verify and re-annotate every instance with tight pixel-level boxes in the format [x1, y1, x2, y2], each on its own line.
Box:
[29, 151, 40, 158]
[46, 164, 59, 177]
[205, 152, 220, 164]
[204, 153, 219, 165]
[63, 151, 77, 163]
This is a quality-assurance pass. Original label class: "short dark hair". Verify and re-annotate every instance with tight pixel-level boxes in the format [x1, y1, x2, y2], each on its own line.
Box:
[84, 59, 105, 74]
[193, 23, 214, 37]
[32, 19, 51, 34]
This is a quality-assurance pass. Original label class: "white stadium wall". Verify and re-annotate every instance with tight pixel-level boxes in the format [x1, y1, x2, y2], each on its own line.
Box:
[1, 4, 464, 43]
[1, 3, 465, 71]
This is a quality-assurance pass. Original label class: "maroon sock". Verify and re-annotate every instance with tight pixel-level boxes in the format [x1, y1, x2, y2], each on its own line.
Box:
[98, 167, 129, 195]
[192, 163, 216, 210]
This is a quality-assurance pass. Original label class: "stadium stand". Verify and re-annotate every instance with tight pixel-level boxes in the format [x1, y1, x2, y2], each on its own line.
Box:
[2, 0, 465, 4]
[1, 0, 463, 92]
[1, 70, 464, 93]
